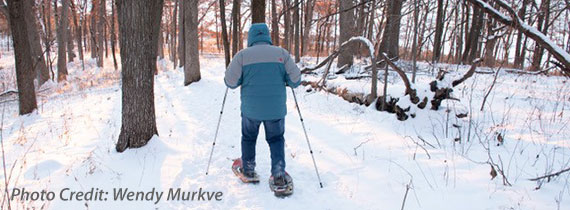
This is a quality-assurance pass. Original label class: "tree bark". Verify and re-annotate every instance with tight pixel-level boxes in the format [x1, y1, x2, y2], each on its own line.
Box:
[41, 0, 54, 78]
[116, 0, 163, 152]
[96, 0, 105, 67]
[184, 0, 200, 85]
[170, 0, 178, 65]
[432, 0, 445, 63]
[513, 0, 528, 68]
[293, 0, 300, 63]
[530, 0, 551, 71]
[283, 0, 291, 51]
[110, 0, 118, 69]
[270, 0, 278, 46]
[251, 0, 265, 24]
[231, 0, 240, 56]
[178, 0, 184, 67]
[378, 0, 403, 59]
[219, 0, 230, 66]
[462, 6, 483, 64]
[56, 0, 70, 81]
[158, 20, 164, 59]
[23, 0, 50, 85]
[302, 0, 314, 56]
[337, 0, 355, 68]
[7, 0, 38, 115]
[90, 0, 97, 59]
[71, 0, 84, 63]
[66, 17, 75, 62]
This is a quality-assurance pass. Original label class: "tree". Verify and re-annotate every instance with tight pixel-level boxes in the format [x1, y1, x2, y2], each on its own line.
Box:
[466, 0, 570, 72]
[219, 0, 230, 66]
[378, 0, 403, 59]
[96, 0, 105, 67]
[6, 0, 38, 115]
[283, 0, 291, 51]
[337, 0, 355, 68]
[184, 0, 200, 85]
[530, 0, 551, 71]
[302, 0, 314, 56]
[231, 0, 241, 56]
[70, 0, 84, 63]
[115, 0, 163, 152]
[56, 0, 70, 81]
[270, 0, 278, 46]
[513, 0, 528, 69]
[170, 0, 178, 66]
[462, 6, 483, 64]
[251, 0, 265, 23]
[110, 0, 118, 69]
[178, 0, 185, 67]
[23, 0, 50, 85]
[293, 0, 300, 63]
[432, 0, 445, 63]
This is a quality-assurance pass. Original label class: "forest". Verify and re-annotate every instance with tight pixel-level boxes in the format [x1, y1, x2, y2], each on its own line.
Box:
[0, 0, 569, 209]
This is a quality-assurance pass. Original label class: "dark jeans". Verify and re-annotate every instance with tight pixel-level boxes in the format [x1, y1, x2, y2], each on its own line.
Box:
[241, 115, 286, 177]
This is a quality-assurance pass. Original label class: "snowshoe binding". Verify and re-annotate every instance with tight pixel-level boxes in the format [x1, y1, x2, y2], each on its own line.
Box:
[269, 172, 294, 197]
[232, 158, 260, 183]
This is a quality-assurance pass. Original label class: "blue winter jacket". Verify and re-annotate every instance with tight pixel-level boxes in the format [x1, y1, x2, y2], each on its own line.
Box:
[224, 23, 302, 120]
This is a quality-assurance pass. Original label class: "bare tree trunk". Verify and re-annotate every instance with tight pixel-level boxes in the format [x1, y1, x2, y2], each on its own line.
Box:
[513, 0, 528, 68]
[432, 0, 445, 63]
[462, 6, 483, 64]
[484, 10, 498, 66]
[178, 0, 184, 67]
[378, 0, 403, 59]
[110, 0, 118, 69]
[41, 0, 54, 78]
[56, 0, 70, 81]
[302, 0, 314, 56]
[7, 0, 38, 115]
[251, 0, 265, 23]
[231, 0, 240, 56]
[170, 0, 177, 65]
[271, 0, 279, 46]
[293, 0, 300, 63]
[96, 0, 105, 67]
[184, 0, 200, 85]
[116, 0, 163, 152]
[283, 0, 291, 51]
[90, 0, 97, 58]
[337, 0, 355, 68]
[411, 0, 419, 83]
[158, 21, 164, 59]
[66, 18, 75, 62]
[71, 0, 84, 63]
[219, 0, 230, 66]
[24, 0, 50, 85]
[530, 0, 551, 71]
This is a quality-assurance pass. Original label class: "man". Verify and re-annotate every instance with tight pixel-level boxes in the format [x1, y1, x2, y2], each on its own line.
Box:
[224, 23, 301, 187]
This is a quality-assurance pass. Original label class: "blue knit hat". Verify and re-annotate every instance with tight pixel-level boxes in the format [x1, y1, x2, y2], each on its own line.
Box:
[247, 23, 273, 47]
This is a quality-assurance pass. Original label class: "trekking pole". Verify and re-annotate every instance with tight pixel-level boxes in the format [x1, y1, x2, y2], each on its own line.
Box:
[290, 87, 324, 188]
[206, 87, 229, 175]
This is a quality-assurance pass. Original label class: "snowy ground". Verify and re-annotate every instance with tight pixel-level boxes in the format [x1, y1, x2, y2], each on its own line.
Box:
[0, 52, 569, 210]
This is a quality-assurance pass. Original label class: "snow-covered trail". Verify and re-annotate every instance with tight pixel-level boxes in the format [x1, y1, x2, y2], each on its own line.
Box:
[1, 55, 568, 209]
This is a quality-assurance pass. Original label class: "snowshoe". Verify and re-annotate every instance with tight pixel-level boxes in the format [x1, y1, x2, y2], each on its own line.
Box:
[269, 172, 294, 197]
[232, 158, 260, 183]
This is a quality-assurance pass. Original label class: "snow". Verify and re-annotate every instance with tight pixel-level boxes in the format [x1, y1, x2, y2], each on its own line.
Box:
[475, 0, 513, 22]
[345, 36, 375, 59]
[0, 52, 569, 209]
[521, 22, 570, 63]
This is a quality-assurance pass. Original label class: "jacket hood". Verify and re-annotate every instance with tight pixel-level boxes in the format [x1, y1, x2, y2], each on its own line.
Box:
[247, 23, 273, 47]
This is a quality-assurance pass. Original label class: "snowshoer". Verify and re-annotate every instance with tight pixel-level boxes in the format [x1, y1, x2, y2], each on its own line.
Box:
[224, 23, 301, 191]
